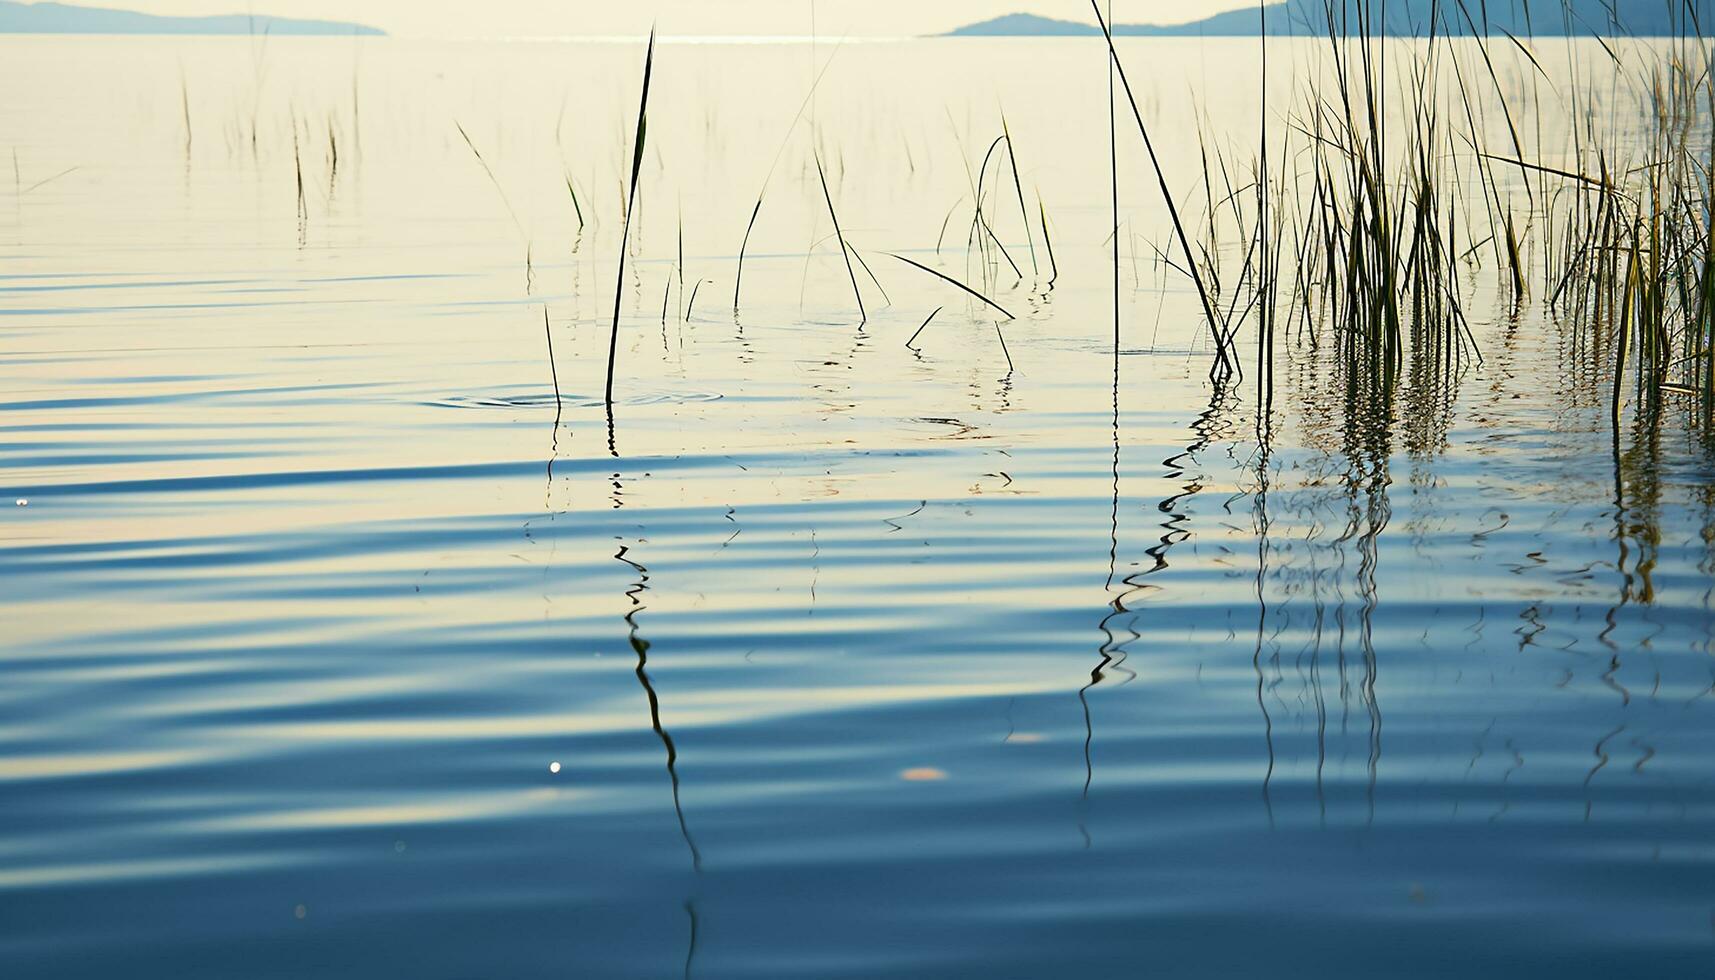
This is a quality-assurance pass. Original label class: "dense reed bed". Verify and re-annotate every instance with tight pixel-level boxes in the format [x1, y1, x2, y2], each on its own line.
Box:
[1109, 1, 1715, 447]
[1541, 25, 1715, 432]
[155, 9, 1710, 453]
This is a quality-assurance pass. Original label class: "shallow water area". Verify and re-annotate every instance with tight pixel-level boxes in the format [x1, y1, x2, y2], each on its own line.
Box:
[3, 33, 1715, 978]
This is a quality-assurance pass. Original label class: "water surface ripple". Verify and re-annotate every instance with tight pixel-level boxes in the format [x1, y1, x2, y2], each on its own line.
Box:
[3, 34, 1714, 979]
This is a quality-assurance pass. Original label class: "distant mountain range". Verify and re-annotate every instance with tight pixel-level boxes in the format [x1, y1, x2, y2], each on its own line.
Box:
[1, 0, 1699, 39]
[947, 1, 1712, 37]
[0, 1, 382, 35]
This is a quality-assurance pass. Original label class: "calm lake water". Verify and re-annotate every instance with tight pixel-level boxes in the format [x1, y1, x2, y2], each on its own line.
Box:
[4, 33, 1715, 978]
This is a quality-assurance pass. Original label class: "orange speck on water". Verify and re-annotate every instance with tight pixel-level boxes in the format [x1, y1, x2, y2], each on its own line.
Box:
[901, 767, 946, 782]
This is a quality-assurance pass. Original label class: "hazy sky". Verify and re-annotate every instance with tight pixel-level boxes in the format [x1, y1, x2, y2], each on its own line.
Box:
[93, 1, 1255, 37]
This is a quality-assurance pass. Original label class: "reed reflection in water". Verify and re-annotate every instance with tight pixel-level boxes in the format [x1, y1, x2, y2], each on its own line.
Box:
[1, 32, 1714, 980]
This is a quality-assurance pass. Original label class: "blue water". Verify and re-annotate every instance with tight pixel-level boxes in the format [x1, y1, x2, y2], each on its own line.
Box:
[4, 34, 1715, 978]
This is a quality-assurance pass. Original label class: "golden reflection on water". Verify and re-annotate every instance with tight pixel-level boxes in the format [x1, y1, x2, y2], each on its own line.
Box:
[899, 767, 947, 782]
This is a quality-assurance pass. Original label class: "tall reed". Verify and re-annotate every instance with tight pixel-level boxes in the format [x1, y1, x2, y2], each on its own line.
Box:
[606, 30, 657, 411]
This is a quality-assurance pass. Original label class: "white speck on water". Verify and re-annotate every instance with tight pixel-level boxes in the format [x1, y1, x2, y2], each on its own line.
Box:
[14, 499, 25, 507]
[549, 761, 561, 774]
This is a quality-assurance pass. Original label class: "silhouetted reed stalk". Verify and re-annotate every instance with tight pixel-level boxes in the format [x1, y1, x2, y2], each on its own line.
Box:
[734, 49, 843, 313]
[970, 134, 1024, 284]
[733, 199, 763, 308]
[326, 120, 338, 185]
[543, 306, 562, 427]
[349, 53, 361, 162]
[179, 65, 193, 157]
[905, 306, 943, 350]
[814, 153, 866, 324]
[849, 251, 889, 304]
[1107, 6, 1120, 358]
[564, 173, 586, 230]
[883, 251, 1016, 320]
[456, 121, 532, 277]
[1002, 115, 1038, 276]
[1255, 0, 1276, 438]
[935, 198, 963, 255]
[995, 321, 1015, 372]
[292, 123, 306, 237]
[606, 30, 656, 412]
[1091, 0, 1231, 378]
[966, 135, 1022, 284]
[1038, 193, 1060, 286]
[686, 278, 706, 320]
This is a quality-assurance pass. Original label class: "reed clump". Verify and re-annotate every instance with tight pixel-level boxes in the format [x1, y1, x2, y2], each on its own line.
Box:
[1149, 0, 1711, 441]
[1542, 29, 1714, 431]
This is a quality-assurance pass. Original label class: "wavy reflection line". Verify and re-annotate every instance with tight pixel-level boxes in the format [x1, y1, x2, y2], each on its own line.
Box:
[615, 542, 703, 873]
[683, 899, 699, 980]
[1586, 723, 1626, 790]
[1083, 91, 1122, 843]
[1082, 291, 1122, 844]
[1086, 377, 1237, 808]
[1267, 328, 1402, 829]
[1334, 350, 1395, 827]
[883, 500, 926, 534]
[1601, 400, 1665, 720]
[1356, 459, 1388, 824]
[1083, 354, 1123, 809]
[1251, 435, 1277, 827]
